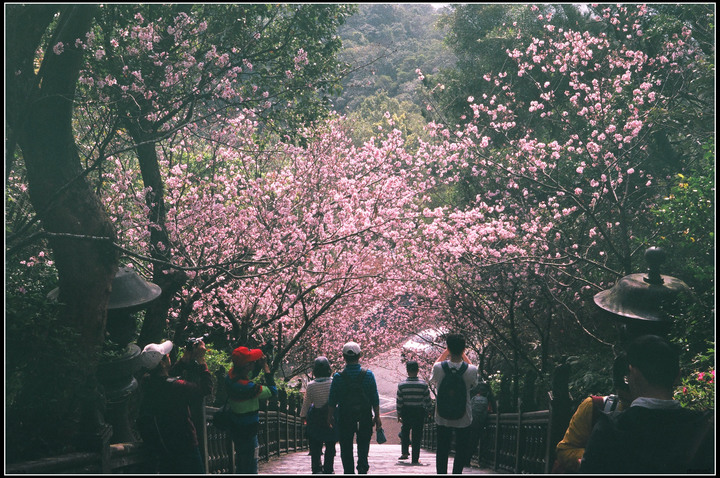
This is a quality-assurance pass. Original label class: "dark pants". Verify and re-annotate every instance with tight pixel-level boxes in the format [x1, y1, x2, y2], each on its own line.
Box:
[229, 425, 259, 474]
[436, 425, 472, 474]
[309, 438, 337, 474]
[400, 407, 425, 462]
[466, 423, 485, 466]
[338, 414, 373, 474]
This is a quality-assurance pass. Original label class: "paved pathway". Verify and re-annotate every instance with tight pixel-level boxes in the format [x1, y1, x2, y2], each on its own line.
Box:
[261, 340, 502, 475]
[258, 443, 497, 475]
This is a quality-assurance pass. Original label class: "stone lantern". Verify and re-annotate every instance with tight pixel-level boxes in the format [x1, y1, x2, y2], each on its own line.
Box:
[50, 266, 161, 444]
[101, 267, 161, 443]
[593, 246, 693, 341]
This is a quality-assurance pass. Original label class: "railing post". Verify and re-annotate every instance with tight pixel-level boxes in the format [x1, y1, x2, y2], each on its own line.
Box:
[230, 430, 236, 475]
[493, 401, 500, 470]
[200, 397, 209, 474]
[544, 392, 554, 474]
[276, 402, 281, 457]
[285, 399, 290, 454]
[515, 398, 522, 473]
[263, 400, 270, 461]
[291, 395, 296, 451]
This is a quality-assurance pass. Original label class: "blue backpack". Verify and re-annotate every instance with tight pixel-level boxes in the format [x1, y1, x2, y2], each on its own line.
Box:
[341, 368, 371, 421]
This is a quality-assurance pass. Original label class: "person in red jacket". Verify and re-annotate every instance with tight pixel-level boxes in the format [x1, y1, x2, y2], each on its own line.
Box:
[225, 346, 278, 474]
[137, 340, 213, 474]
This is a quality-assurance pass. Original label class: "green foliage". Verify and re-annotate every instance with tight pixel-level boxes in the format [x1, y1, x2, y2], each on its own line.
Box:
[334, 4, 452, 113]
[344, 91, 430, 150]
[564, 352, 616, 400]
[203, 346, 233, 378]
[5, 256, 86, 462]
[653, 143, 715, 284]
[654, 142, 715, 372]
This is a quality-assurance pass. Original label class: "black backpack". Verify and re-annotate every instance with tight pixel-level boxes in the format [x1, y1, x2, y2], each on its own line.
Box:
[341, 368, 371, 421]
[437, 361, 469, 420]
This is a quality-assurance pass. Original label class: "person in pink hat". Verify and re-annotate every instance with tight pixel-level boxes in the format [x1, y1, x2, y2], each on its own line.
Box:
[137, 340, 212, 474]
[224, 345, 278, 474]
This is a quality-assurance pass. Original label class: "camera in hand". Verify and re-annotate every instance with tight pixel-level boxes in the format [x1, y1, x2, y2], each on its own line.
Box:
[186, 334, 209, 349]
[251, 340, 274, 377]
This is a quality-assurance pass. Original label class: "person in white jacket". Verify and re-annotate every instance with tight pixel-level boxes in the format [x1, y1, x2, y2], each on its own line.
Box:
[429, 333, 478, 474]
[300, 356, 337, 474]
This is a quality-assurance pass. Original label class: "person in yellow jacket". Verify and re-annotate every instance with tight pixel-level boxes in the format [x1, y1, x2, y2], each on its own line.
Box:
[554, 356, 632, 473]
[225, 346, 278, 474]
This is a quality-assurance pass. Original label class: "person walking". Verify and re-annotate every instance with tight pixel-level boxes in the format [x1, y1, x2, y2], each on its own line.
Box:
[465, 382, 492, 467]
[429, 333, 478, 474]
[225, 346, 278, 474]
[137, 340, 213, 474]
[327, 341, 382, 474]
[396, 360, 432, 464]
[300, 356, 338, 474]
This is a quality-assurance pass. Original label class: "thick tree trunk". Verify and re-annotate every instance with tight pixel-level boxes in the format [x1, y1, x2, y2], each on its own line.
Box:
[7, 4, 118, 446]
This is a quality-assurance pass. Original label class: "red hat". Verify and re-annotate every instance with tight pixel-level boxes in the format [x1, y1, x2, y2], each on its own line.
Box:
[232, 346, 263, 367]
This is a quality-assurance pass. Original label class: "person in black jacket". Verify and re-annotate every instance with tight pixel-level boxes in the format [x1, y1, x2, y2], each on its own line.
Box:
[579, 335, 714, 474]
[137, 340, 213, 474]
[169, 337, 213, 467]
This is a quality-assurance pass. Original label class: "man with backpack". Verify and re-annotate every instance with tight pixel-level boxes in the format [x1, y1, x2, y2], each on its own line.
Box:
[328, 341, 382, 474]
[429, 333, 478, 474]
[465, 382, 492, 467]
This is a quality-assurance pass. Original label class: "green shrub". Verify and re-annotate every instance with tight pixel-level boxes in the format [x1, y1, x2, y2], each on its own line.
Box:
[6, 257, 85, 462]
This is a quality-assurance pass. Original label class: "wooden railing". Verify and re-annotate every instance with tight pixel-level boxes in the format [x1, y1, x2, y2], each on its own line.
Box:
[422, 408, 553, 474]
[7, 399, 309, 474]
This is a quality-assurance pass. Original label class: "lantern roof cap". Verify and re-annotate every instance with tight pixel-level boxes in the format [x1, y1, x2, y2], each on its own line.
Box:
[48, 266, 161, 311]
[593, 247, 691, 323]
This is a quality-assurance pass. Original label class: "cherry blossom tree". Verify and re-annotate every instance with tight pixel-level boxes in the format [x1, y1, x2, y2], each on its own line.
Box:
[99, 111, 445, 375]
[71, 4, 355, 345]
[413, 3, 713, 398]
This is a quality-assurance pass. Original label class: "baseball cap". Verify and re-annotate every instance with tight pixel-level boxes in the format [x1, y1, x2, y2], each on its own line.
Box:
[140, 340, 173, 370]
[342, 341, 362, 357]
[232, 346, 264, 367]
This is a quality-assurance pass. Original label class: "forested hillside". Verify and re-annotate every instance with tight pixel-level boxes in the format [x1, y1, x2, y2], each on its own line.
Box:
[333, 3, 452, 113]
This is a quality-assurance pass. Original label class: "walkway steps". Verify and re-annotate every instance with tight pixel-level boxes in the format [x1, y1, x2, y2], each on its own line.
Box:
[258, 443, 498, 474]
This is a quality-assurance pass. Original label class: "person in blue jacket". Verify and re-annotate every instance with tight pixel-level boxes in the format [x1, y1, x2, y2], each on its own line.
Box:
[327, 341, 382, 474]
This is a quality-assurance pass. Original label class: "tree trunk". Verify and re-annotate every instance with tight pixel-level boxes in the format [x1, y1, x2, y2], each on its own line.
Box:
[128, 127, 187, 347]
[7, 4, 118, 446]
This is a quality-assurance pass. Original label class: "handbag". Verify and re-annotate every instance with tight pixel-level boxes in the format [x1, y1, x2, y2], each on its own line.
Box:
[212, 399, 233, 431]
[376, 426, 387, 444]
